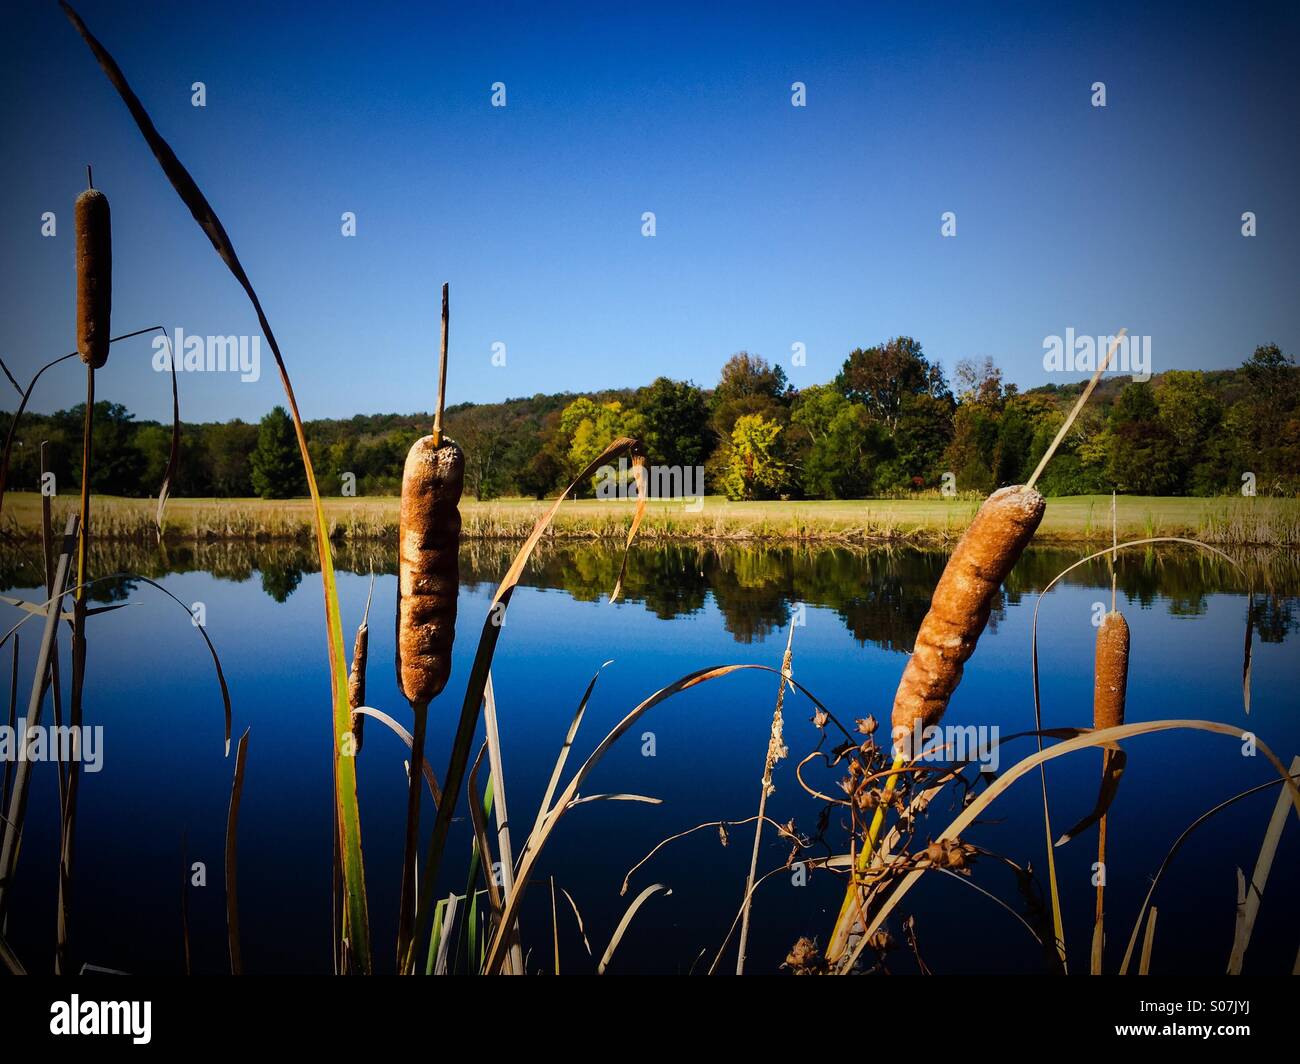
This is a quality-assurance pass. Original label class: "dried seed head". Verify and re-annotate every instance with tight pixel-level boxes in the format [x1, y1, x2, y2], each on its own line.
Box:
[75, 187, 112, 368]
[1093, 609, 1130, 732]
[784, 936, 829, 975]
[396, 434, 464, 705]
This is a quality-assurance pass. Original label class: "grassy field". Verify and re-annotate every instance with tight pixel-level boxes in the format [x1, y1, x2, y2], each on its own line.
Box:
[3, 492, 1298, 546]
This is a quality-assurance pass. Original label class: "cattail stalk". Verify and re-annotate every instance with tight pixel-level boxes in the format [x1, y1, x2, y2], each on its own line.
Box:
[395, 283, 463, 968]
[1092, 608, 1129, 973]
[58, 174, 110, 972]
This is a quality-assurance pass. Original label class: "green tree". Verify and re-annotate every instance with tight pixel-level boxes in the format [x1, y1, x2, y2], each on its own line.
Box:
[249, 406, 307, 499]
[1106, 382, 1179, 493]
[942, 403, 998, 494]
[992, 392, 1041, 486]
[1155, 370, 1221, 493]
[637, 377, 710, 469]
[877, 391, 955, 491]
[710, 353, 791, 440]
[835, 337, 951, 429]
[1236, 344, 1299, 493]
[204, 420, 259, 496]
[61, 401, 147, 496]
[557, 398, 645, 494]
[790, 385, 886, 498]
[722, 414, 787, 500]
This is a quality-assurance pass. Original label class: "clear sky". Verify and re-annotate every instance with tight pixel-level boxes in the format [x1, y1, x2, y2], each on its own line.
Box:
[2, 0, 1297, 424]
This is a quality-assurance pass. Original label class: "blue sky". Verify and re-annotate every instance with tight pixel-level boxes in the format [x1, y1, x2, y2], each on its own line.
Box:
[2, 0, 1297, 423]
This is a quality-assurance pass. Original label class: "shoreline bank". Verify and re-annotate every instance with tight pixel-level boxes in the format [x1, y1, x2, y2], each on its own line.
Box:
[3, 493, 1298, 548]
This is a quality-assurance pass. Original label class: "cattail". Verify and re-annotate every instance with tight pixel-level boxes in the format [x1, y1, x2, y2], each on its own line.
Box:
[1092, 608, 1129, 970]
[395, 434, 463, 704]
[348, 616, 369, 754]
[835, 343, 1119, 965]
[891, 484, 1046, 748]
[395, 283, 460, 966]
[1093, 611, 1129, 731]
[75, 186, 111, 368]
[396, 281, 461, 707]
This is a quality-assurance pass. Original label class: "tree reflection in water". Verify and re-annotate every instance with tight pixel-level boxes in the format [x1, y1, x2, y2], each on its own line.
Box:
[3, 538, 1294, 647]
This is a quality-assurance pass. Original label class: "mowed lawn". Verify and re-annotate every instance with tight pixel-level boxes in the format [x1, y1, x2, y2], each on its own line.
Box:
[5, 492, 1297, 544]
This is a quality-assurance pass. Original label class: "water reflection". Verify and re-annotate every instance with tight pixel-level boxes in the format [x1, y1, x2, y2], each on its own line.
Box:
[1, 538, 1295, 646]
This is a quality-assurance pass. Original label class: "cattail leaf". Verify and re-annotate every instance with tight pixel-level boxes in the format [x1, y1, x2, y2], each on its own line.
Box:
[224, 727, 250, 975]
[558, 886, 592, 956]
[482, 660, 844, 974]
[350, 707, 442, 804]
[1138, 906, 1158, 975]
[609, 452, 648, 604]
[155, 329, 180, 540]
[1242, 588, 1254, 715]
[1226, 754, 1300, 974]
[597, 883, 671, 975]
[1055, 748, 1127, 845]
[0, 327, 160, 527]
[63, 1, 371, 970]
[839, 718, 1300, 976]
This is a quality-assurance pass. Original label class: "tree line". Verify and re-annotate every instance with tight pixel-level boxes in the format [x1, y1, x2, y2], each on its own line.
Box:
[4, 339, 1295, 501]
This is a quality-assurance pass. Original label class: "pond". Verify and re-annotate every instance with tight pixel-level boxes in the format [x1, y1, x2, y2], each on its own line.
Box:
[1, 540, 1297, 974]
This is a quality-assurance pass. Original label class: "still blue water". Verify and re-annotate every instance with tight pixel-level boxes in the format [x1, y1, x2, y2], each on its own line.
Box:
[2, 542, 1296, 974]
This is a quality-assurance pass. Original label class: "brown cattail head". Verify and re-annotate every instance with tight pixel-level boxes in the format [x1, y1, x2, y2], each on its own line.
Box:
[892, 484, 1045, 749]
[396, 434, 464, 705]
[348, 620, 369, 751]
[75, 187, 111, 368]
[1092, 610, 1130, 731]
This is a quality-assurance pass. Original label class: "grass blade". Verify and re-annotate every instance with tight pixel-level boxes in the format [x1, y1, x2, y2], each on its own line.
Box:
[839, 719, 1300, 974]
[558, 886, 592, 956]
[484, 661, 842, 974]
[483, 672, 524, 975]
[61, 1, 371, 970]
[465, 744, 503, 968]
[432, 894, 459, 975]
[1138, 906, 1158, 975]
[1226, 753, 1299, 974]
[154, 329, 181, 539]
[351, 707, 441, 803]
[598, 883, 671, 974]
[0, 514, 77, 918]
[550, 876, 559, 975]
[225, 727, 250, 974]
[528, 663, 610, 845]
[1118, 772, 1298, 974]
